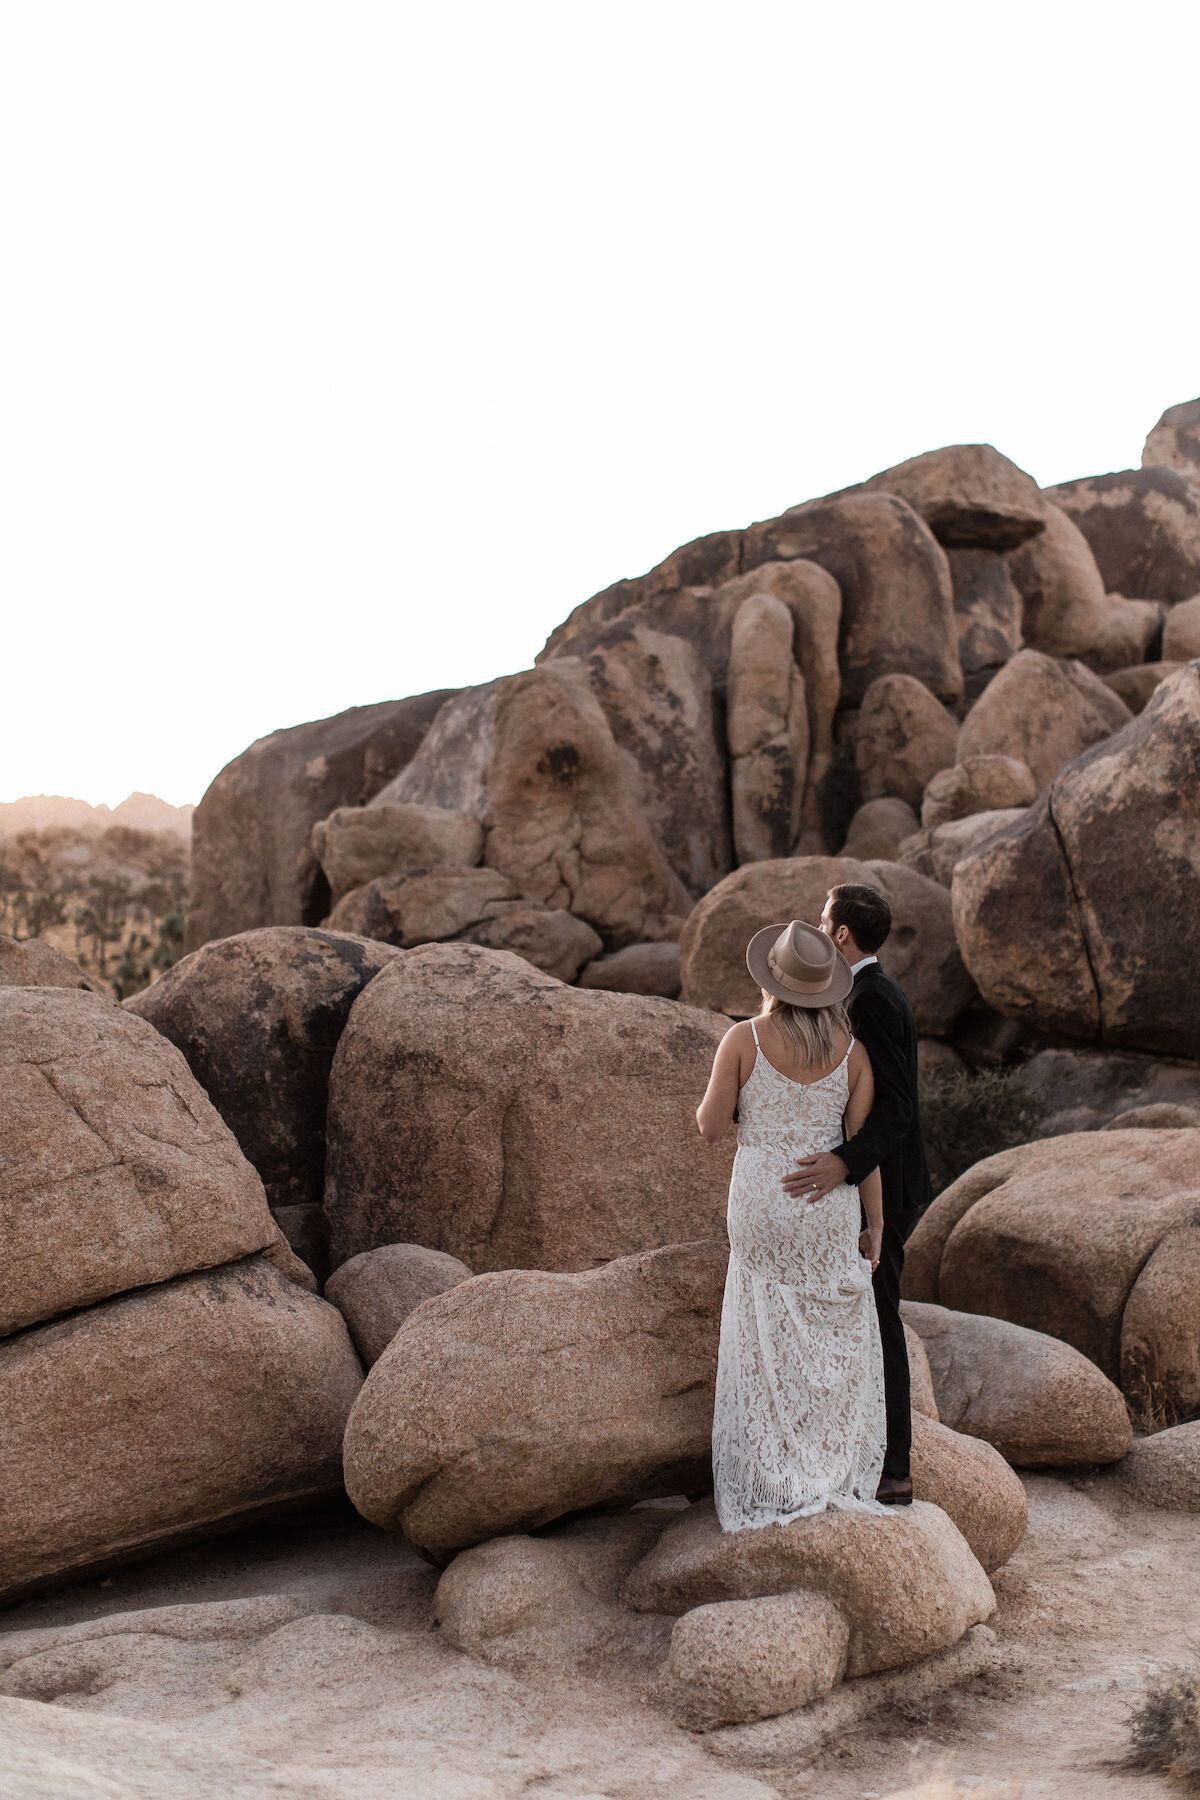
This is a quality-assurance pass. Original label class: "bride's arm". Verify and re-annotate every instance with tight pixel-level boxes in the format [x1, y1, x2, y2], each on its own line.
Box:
[696, 1023, 748, 1142]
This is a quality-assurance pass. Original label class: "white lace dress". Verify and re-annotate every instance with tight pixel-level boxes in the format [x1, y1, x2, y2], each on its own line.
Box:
[711, 1023, 889, 1531]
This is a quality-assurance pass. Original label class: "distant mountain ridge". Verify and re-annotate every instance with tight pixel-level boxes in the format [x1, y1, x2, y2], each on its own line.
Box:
[0, 792, 193, 839]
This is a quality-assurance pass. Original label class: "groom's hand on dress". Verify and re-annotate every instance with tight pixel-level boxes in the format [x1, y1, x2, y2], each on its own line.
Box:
[783, 1151, 848, 1204]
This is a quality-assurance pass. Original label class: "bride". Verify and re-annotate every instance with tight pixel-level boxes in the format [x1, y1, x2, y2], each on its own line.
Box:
[696, 919, 888, 1530]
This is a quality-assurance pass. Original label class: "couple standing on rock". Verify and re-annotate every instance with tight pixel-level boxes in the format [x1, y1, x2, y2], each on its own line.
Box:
[697, 883, 931, 1526]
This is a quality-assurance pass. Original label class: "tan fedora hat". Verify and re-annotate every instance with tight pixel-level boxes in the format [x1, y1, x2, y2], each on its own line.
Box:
[745, 919, 853, 1009]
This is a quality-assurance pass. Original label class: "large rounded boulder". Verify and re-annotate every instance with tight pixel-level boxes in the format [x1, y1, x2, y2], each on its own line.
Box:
[343, 1241, 727, 1562]
[125, 927, 398, 1210]
[902, 1131, 1200, 1420]
[954, 649, 1130, 790]
[1047, 466, 1200, 605]
[0, 989, 282, 1336]
[1008, 503, 1161, 669]
[323, 944, 732, 1271]
[903, 1301, 1132, 1467]
[678, 854, 975, 1032]
[0, 1258, 362, 1601]
[952, 662, 1200, 1056]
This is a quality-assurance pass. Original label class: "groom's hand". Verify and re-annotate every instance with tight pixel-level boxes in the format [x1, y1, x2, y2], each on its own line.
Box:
[783, 1151, 848, 1203]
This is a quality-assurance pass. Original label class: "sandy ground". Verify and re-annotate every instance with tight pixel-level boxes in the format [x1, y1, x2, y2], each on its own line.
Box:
[0, 1469, 1194, 1799]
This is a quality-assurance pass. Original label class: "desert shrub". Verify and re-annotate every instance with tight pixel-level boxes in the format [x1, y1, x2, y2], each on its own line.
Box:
[919, 1065, 1040, 1197]
[1126, 1659, 1200, 1789]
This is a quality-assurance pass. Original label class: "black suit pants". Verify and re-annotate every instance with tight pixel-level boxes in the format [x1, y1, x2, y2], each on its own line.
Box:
[872, 1217, 911, 1482]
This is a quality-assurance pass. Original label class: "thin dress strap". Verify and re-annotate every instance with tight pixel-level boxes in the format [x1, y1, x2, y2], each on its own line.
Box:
[750, 1019, 761, 1049]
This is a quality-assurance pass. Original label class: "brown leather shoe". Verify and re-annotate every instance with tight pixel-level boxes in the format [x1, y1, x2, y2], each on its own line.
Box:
[876, 1475, 913, 1506]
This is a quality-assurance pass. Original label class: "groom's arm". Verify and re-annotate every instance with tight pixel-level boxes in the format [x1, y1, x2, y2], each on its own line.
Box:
[781, 987, 914, 1200]
[838, 989, 914, 1186]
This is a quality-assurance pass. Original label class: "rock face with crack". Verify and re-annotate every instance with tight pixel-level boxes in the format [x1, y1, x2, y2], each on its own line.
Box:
[323, 944, 732, 1271]
[342, 1241, 727, 1562]
[125, 927, 398, 1211]
[952, 662, 1200, 1057]
[188, 689, 457, 949]
[0, 1258, 363, 1601]
[901, 1130, 1200, 1420]
[0, 988, 280, 1334]
[902, 1300, 1132, 1467]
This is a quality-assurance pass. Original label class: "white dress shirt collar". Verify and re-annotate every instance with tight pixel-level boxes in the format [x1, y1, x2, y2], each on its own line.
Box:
[849, 954, 878, 976]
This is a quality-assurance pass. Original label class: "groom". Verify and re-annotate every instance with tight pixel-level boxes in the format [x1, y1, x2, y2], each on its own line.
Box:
[782, 882, 932, 1504]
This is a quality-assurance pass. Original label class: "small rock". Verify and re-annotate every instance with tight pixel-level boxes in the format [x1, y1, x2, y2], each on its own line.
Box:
[920, 755, 1037, 828]
[664, 1590, 849, 1729]
[1116, 1422, 1200, 1511]
[459, 905, 603, 982]
[910, 1413, 1027, 1573]
[620, 1496, 995, 1677]
[578, 941, 682, 998]
[854, 675, 958, 810]
[312, 803, 483, 905]
[325, 1243, 473, 1366]
[842, 798, 921, 863]
[1162, 593, 1200, 661]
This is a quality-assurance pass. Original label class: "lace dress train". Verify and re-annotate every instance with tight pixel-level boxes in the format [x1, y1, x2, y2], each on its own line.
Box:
[711, 1027, 889, 1531]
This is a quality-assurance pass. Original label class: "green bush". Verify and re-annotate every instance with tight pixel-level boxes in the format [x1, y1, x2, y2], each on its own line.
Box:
[919, 1065, 1040, 1197]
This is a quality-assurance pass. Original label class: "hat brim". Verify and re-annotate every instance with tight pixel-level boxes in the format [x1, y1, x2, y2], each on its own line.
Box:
[745, 922, 854, 1009]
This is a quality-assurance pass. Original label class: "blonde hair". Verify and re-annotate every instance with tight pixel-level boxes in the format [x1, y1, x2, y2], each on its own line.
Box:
[761, 992, 851, 1070]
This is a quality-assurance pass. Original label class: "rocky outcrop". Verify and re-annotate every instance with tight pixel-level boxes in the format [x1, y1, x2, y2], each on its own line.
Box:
[955, 649, 1131, 789]
[920, 756, 1037, 828]
[125, 928, 398, 1211]
[903, 1301, 1132, 1467]
[901, 1131, 1200, 1420]
[952, 662, 1200, 1056]
[324, 945, 732, 1271]
[854, 675, 957, 810]
[1, 989, 280, 1336]
[1103, 660, 1183, 713]
[1009, 503, 1162, 670]
[726, 594, 808, 863]
[187, 689, 456, 950]
[1047, 467, 1200, 605]
[343, 1241, 727, 1562]
[850, 444, 1047, 551]
[620, 1496, 995, 1677]
[1143, 398, 1200, 484]
[678, 854, 975, 1032]
[479, 661, 693, 944]
[0, 936, 109, 994]
[1021, 1046, 1200, 1138]
[311, 803, 482, 907]
[0, 1258, 362, 1601]
[772, 494, 962, 706]
[324, 1243, 473, 1367]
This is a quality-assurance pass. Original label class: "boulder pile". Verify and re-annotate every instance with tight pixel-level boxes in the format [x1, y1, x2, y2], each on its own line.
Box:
[0, 984, 363, 1601]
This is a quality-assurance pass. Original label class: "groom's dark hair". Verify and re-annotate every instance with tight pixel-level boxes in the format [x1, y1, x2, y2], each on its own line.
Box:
[827, 883, 892, 955]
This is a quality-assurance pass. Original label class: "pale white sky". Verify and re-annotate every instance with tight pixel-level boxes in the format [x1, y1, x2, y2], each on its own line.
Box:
[2, 2, 1197, 809]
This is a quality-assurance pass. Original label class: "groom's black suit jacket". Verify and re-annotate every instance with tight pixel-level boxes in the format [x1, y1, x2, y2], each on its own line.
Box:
[839, 961, 932, 1235]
